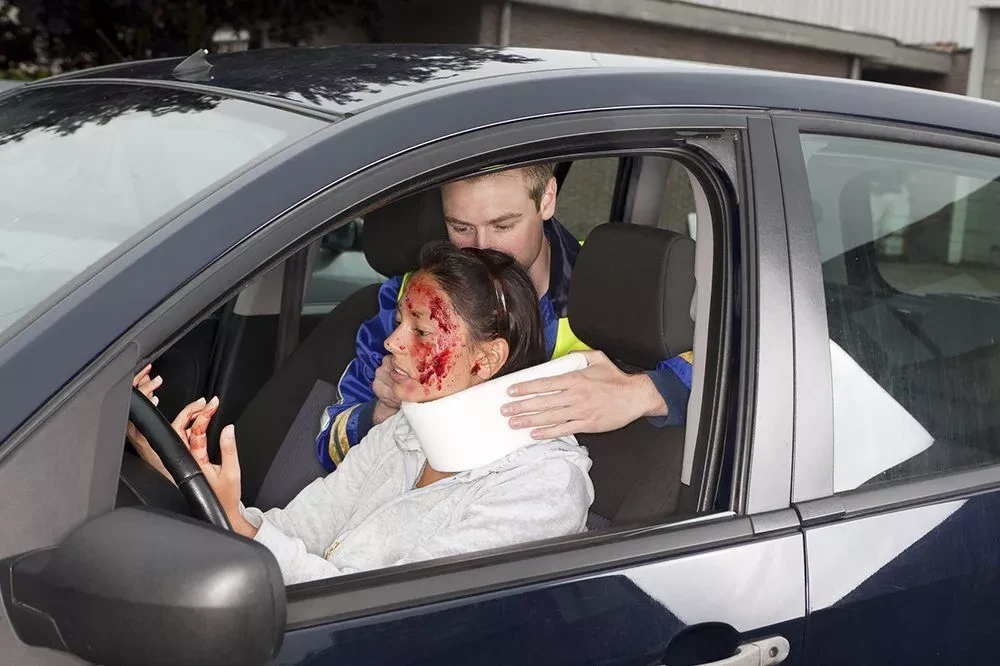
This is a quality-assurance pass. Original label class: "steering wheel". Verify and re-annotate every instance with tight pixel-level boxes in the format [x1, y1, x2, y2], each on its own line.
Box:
[128, 387, 232, 530]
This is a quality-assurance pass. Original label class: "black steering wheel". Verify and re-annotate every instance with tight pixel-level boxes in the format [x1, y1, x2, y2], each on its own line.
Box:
[128, 387, 231, 530]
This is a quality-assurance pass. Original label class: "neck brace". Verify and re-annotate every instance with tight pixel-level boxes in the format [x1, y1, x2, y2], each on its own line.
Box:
[400, 353, 588, 472]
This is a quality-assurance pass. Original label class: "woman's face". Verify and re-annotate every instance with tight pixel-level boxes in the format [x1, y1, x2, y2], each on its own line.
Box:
[384, 274, 492, 403]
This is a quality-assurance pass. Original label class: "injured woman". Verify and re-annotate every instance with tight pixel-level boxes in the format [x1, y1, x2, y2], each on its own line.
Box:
[130, 241, 594, 584]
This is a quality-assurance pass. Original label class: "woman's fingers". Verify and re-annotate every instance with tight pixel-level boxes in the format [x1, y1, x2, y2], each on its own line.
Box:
[220, 425, 241, 480]
[132, 364, 152, 387]
[136, 374, 163, 401]
[189, 397, 220, 437]
[188, 429, 211, 467]
[171, 397, 208, 442]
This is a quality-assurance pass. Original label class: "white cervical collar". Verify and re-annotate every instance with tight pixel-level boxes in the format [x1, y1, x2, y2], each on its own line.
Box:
[400, 353, 588, 472]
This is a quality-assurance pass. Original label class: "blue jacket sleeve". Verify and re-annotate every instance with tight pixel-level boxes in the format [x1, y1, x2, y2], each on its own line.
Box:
[644, 353, 693, 428]
[315, 275, 403, 471]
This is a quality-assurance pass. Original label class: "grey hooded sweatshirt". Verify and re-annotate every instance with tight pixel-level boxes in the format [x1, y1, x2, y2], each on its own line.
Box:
[240, 411, 594, 585]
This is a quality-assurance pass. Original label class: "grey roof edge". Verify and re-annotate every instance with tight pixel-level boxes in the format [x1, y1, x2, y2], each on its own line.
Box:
[513, 0, 953, 73]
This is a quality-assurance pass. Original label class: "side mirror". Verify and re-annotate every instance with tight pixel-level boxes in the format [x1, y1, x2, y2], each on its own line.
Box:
[1, 507, 285, 666]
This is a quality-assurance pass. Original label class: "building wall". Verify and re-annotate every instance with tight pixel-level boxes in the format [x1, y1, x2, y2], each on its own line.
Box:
[506, 4, 852, 77]
[380, 0, 482, 44]
[687, 0, 982, 49]
[947, 49, 973, 95]
[983, 10, 1000, 100]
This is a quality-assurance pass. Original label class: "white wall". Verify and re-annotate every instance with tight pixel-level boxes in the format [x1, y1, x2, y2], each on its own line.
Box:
[684, 0, 993, 48]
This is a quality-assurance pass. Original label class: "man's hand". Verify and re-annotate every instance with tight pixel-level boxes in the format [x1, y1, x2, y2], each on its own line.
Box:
[372, 356, 401, 425]
[501, 350, 668, 439]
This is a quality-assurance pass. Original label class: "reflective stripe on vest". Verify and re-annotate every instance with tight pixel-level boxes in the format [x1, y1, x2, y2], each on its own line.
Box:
[552, 316, 590, 359]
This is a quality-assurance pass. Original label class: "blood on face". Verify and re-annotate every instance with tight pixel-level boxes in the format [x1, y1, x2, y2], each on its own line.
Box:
[403, 276, 464, 392]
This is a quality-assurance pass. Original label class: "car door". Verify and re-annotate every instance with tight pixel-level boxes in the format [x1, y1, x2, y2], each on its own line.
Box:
[774, 114, 1000, 665]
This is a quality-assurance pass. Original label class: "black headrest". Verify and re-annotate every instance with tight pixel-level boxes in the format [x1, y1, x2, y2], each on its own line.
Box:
[362, 189, 447, 276]
[569, 224, 695, 368]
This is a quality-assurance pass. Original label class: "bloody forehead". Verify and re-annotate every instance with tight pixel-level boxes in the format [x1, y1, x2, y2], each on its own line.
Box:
[401, 273, 463, 391]
[402, 274, 457, 334]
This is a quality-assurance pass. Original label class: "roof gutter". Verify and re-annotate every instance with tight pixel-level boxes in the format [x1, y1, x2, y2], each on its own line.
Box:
[512, 0, 953, 75]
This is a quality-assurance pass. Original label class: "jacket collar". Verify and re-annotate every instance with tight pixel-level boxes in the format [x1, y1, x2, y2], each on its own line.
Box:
[543, 217, 580, 318]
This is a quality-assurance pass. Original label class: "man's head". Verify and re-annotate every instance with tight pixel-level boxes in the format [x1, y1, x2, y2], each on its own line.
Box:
[440, 164, 557, 272]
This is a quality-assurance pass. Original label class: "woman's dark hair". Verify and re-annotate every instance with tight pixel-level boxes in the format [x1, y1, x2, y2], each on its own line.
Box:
[415, 241, 546, 378]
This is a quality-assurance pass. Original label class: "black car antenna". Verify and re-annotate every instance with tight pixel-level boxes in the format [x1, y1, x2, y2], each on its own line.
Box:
[173, 49, 213, 81]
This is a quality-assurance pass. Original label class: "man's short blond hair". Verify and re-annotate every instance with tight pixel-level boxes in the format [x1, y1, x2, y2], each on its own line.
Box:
[464, 163, 556, 210]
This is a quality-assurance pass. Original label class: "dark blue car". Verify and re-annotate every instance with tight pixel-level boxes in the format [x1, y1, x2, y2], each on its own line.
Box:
[2, 45, 1000, 666]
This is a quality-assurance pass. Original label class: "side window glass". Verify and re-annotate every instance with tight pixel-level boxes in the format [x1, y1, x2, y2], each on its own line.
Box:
[303, 218, 385, 316]
[555, 158, 620, 239]
[657, 159, 699, 237]
[801, 134, 1000, 491]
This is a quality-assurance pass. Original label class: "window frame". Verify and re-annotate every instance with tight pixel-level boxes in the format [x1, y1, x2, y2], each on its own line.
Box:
[5, 107, 772, 630]
[775, 111, 1000, 519]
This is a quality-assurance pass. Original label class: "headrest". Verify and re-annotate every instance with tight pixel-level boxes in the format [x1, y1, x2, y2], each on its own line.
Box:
[569, 224, 695, 368]
[362, 189, 447, 276]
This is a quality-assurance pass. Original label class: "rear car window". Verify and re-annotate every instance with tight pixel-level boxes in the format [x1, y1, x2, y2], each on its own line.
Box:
[801, 133, 1000, 490]
[0, 83, 323, 340]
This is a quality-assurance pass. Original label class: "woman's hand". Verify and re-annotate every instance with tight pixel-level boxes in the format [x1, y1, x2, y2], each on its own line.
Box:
[132, 364, 162, 406]
[186, 406, 257, 538]
[127, 364, 167, 475]
[126, 397, 210, 484]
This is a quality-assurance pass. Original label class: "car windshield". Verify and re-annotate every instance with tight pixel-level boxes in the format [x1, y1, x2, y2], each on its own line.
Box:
[0, 83, 324, 341]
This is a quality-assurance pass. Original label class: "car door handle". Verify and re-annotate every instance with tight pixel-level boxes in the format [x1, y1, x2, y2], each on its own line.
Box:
[685, 636, 790, 666]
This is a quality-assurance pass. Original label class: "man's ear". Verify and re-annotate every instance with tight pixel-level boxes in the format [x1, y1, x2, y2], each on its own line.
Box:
[539, 176, 557, 220]
[474, 338, 510, 380]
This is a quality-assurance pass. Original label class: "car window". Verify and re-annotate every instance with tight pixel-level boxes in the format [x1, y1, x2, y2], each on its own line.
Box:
[0, 84, 323, 341]
[555, 157, 620, 239]
[800, 133, 1000, 491]
[302, 158, 627, 315]
[303, 219, 385, 315]
[657, 159, 699, 237]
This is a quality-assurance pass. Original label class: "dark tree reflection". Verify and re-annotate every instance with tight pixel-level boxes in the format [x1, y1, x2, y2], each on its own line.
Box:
[1, 45, 543, 145]
[0, 84, 219, 146]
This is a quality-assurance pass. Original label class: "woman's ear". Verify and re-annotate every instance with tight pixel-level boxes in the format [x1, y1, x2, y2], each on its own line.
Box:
[473, 338, 510, 380]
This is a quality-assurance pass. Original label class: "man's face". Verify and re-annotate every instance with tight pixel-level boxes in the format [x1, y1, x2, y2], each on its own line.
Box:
[440, 170, 556, 271]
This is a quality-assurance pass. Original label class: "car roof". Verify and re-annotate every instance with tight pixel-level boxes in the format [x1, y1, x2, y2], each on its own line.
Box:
[55, 45, 635, 116]
[43, 44, 1000, 139]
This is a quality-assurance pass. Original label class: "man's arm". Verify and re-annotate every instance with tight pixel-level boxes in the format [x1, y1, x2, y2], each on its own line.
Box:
[315, 275, 403, 471]
[502, 350, 693, 438]
[644, 352, 693, 428]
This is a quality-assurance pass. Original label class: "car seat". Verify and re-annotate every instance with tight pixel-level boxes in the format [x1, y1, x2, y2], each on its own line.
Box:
[567, 223, 696, 527]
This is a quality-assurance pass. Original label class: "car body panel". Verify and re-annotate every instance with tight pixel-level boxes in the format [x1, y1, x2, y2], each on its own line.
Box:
[278, 526, 805, 666]
[802, 492, 1000, 665]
